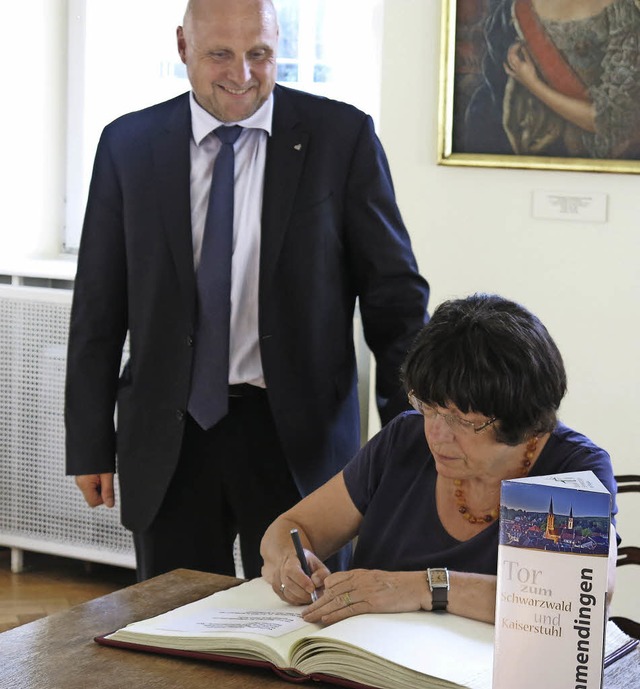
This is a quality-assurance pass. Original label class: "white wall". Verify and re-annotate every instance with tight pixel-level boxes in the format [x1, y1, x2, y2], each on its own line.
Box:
[378, 0, 639, 620]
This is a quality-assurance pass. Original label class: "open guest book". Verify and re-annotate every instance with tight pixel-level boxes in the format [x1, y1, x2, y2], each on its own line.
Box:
[95, 578, 638, 689]
[96, 578, 495, 689]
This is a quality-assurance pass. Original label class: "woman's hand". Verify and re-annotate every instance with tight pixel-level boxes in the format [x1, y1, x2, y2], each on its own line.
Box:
[260, 472, 364, 605]
[504, 41, 540, 91]
[301, 569, 428, 625]
[266, 549, 331, 605]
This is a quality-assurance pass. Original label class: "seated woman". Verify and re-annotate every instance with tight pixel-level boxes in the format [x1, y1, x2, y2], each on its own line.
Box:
[260, 294, 618, 624]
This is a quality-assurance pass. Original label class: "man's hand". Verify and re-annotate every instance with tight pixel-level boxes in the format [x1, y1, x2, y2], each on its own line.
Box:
[75, 473, 116, 508]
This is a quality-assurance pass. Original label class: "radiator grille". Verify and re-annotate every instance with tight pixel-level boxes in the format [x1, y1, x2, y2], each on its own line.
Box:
[0, 285, 135, 567]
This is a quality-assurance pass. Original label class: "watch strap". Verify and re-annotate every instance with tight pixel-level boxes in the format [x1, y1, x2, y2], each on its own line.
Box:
[430, 586, 448, 611]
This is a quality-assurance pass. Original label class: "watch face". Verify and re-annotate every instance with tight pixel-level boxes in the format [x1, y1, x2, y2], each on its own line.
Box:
[429, 569, 448, 587]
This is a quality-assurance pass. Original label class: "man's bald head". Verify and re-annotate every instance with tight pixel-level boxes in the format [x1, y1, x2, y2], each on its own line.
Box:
[177, 0, 279, 121]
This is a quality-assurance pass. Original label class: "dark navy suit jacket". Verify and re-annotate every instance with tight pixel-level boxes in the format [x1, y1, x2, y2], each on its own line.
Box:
[65, 85, 429, 532]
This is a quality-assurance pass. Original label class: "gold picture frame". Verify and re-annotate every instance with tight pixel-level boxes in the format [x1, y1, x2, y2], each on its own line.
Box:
[437, 0, 640, 174]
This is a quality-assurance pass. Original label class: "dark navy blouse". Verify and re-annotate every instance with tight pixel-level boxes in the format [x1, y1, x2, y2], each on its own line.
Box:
[343, 412, 617, 575]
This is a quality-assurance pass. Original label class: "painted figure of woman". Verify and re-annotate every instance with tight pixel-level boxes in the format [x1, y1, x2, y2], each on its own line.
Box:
[465, 0, 640, 159]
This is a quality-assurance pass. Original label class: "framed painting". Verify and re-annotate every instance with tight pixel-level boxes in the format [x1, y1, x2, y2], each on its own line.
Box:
[437, 0, 640, 173]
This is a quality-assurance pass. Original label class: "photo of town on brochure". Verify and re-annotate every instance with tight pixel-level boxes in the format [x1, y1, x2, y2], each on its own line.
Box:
[500, 475, 610, 555]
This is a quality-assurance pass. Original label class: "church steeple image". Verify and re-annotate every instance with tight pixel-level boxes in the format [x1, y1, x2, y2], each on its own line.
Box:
[544, 496, 560, 543]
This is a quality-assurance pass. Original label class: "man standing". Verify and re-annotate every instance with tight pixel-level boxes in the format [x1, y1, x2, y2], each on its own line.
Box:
[65, 0, 429, 580]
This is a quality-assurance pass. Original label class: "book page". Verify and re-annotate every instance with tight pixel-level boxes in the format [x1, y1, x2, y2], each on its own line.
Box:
[158, 608, 308, 636]
[291, 610, 495, 689]
[105, 578, 321, 668]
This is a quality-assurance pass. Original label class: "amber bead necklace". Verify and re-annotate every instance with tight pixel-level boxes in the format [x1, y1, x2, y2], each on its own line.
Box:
[453, 436, 538, 525]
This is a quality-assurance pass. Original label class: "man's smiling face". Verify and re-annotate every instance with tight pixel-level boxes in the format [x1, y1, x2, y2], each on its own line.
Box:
[177, 0, 279, 122]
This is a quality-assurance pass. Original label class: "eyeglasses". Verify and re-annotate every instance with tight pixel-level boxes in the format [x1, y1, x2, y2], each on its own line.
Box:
[408, 391, 496, 435]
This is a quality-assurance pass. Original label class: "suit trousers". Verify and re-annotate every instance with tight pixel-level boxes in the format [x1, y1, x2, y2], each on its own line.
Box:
[133, 388, 302, 581]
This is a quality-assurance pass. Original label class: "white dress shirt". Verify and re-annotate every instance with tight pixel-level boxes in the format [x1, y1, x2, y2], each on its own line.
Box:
[188, 92, 273, 388]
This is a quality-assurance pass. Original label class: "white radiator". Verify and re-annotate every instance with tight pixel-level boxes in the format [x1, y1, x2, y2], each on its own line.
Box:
[0, 280, 135, 569]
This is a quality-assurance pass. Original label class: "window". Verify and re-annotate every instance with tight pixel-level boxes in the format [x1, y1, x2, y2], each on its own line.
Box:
[64, 0, 382, 251]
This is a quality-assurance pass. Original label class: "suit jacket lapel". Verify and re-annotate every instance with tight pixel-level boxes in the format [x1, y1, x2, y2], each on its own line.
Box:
[260, 86, 309, 290]
[151, 94, 196, 322]
[149, 89, 308, 319]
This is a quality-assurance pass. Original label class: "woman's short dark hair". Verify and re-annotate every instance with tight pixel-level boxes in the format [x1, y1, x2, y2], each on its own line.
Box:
[401, 294, 567, 445]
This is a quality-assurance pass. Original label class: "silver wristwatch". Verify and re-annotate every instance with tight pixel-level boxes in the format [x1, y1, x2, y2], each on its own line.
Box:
[427, 567, 449, 611]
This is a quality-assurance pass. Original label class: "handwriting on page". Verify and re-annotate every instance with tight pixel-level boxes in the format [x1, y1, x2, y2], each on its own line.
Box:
[158, 609, 308, 637]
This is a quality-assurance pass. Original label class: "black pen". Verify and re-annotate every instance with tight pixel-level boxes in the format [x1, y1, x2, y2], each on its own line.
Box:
[290, 528, 318, 602]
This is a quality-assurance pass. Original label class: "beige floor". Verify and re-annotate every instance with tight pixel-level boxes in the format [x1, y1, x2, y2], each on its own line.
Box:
[0, 547, 136, 633]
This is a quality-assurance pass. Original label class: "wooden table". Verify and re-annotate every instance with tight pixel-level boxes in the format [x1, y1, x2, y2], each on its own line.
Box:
[0, 569, 637, 689]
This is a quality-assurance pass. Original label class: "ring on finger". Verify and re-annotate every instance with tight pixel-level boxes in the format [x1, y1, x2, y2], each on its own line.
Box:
[280, 583, 286, 593]
[342, 592, 353, 607]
